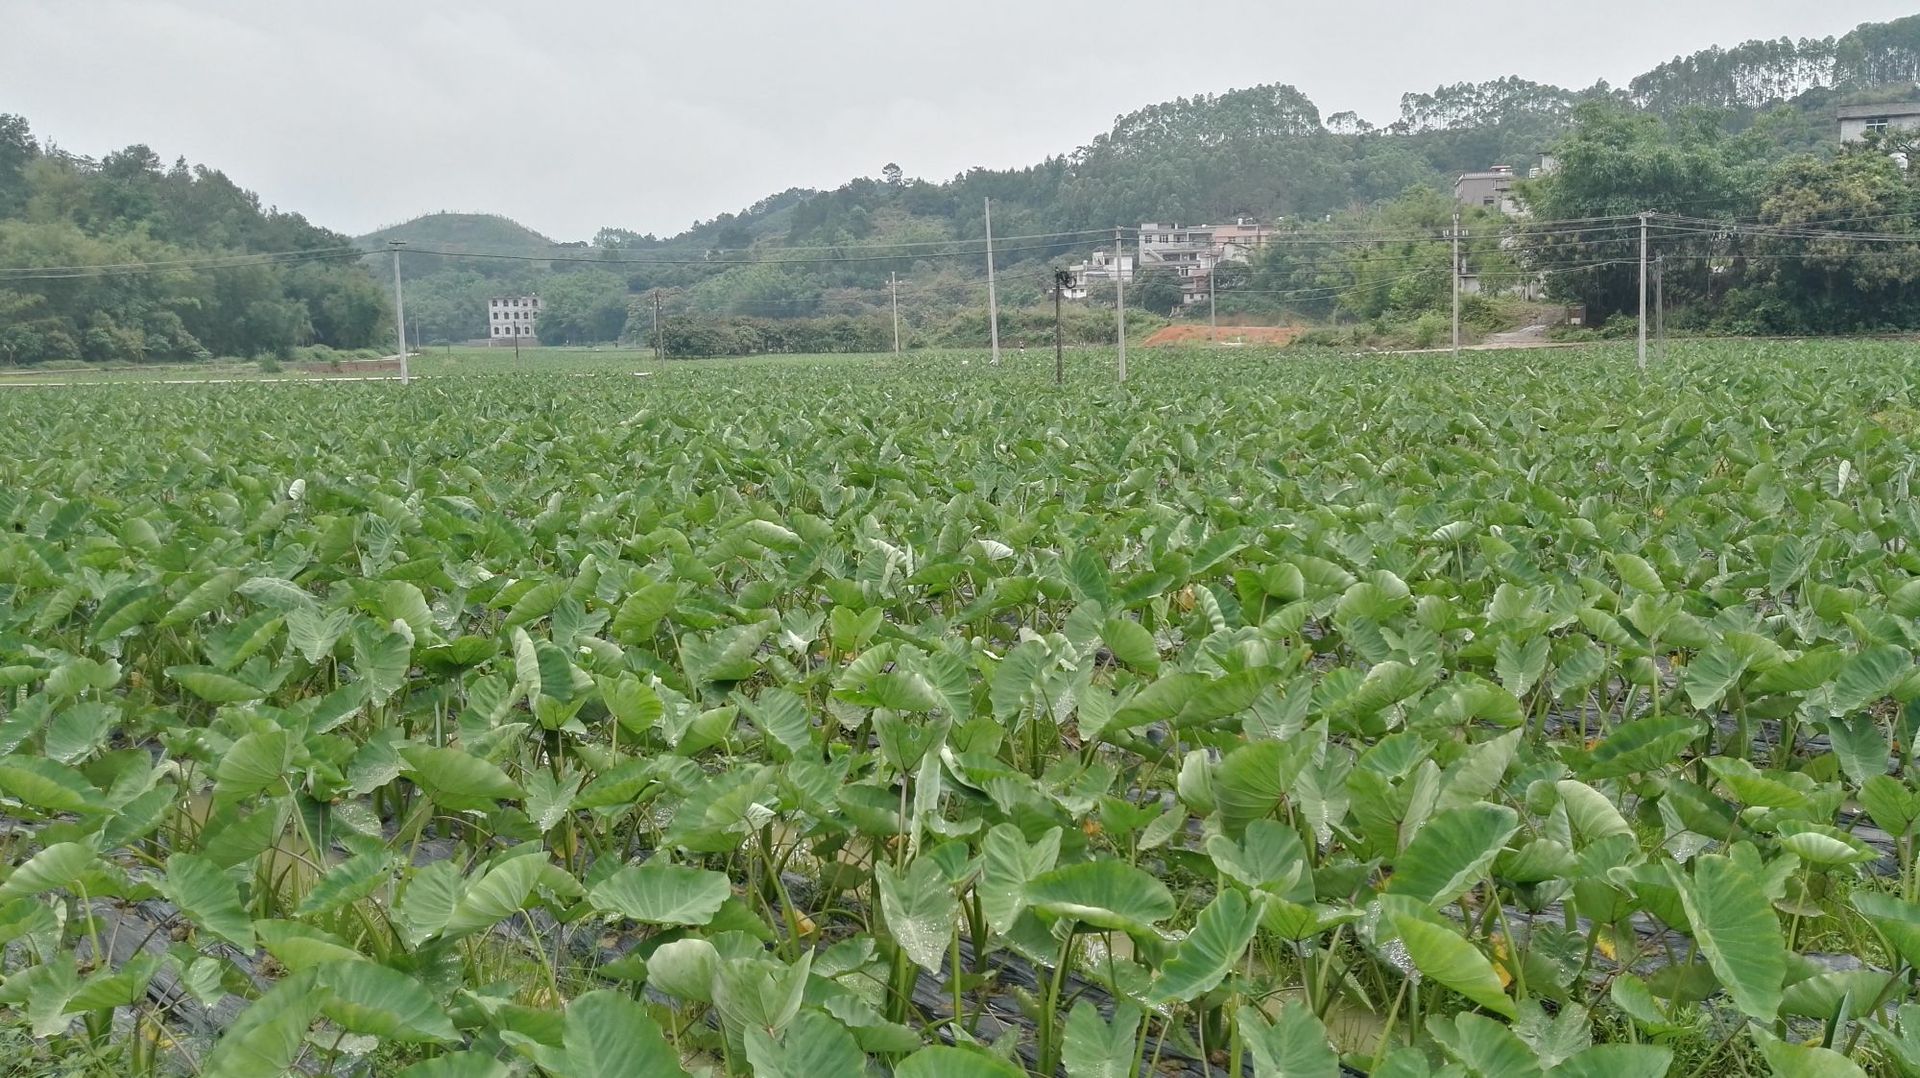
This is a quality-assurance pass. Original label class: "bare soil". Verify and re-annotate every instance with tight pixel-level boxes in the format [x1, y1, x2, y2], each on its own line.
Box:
[1141, 325, 1303, 347]
[301, 358, 405, 374]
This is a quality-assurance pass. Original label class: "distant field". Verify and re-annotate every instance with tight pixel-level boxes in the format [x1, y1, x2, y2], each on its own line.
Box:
[0, 344, 1180, 384]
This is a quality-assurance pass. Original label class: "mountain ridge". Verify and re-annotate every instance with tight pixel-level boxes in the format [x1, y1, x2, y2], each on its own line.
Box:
[369, 13, 1920, 252]
[357, 212, 556, 252]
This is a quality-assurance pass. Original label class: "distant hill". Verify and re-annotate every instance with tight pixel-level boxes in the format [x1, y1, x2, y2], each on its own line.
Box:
[368, 13, 1920, 343]
[357, 212, 556, 252]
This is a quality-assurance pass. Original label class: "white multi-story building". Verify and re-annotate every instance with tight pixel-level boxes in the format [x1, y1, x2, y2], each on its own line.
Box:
[1064, 218, 1274, 306]
[1137, 219, 1272, 306]
[487, 294, 542, 344]
[1062, 247, 1135, 300]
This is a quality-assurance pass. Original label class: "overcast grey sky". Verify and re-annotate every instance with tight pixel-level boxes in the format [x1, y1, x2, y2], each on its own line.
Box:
[3, 2, 1911, 241]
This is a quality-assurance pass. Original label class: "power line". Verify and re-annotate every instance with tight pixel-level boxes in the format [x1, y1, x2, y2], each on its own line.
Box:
[1653, 213, 1920, 243]
[1214, 268, 1439, 298]
[8, 208, 1911, 289]
[401, 236, 1121, 268]
[0, 247, 362, 281]
[613, 226, 1121, 254]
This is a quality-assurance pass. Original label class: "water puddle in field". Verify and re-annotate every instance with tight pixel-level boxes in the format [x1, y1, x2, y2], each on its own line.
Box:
[1257, 988, 1391, 1058]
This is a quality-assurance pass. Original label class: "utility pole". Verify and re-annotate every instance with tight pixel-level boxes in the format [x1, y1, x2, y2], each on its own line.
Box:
[1208, 265, 1217, 343]
[1637, 211, 1650, 370]
[890, 271, 901, 355]
[1451, 211, 1461, 357]
[1655, 254, 1667, 362]
[1052, 269, 1070, 386]
[984, 198, 1001, 366]
[652, 291, 662, 362]
[1114, 227, 1128, 383]
[387, 241, 409, 385]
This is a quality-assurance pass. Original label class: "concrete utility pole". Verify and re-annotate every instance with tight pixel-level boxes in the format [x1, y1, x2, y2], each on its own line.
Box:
[1053, 269, 1069, 386]
[652, 291, 663, 362]
[1637, 212, 1651, 370]
[1451, 211, 1462, 357]
[1208, 265, 1218, 343]
[890, 271, 901, 355]
[1114, 227, 1128, 383]
[387, 241, 409, 385]
[1655, 254, 1666, 363]
[984, 198, 1002, 366]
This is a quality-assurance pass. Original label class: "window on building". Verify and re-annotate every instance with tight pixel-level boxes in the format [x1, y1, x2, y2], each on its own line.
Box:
[1483, 197, 1497, 207]
[1868, 118, 1891, 134]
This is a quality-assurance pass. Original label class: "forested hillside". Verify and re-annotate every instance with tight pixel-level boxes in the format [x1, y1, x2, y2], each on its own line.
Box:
[359, 213, 555, 253]
[372, 13, 1920, 349]
[4, 13, 1920, 363]
[0, 116, 388, 365]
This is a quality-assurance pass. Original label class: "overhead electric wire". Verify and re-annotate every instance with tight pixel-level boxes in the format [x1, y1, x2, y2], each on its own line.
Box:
[1652, 213, 1920, 243]
[0, 246, 362, 281]
[1214, 268, 1439, 298]
[634, 226, 1121, 254]
[1657, 206, 1920, 230]
[403, 236, 1124, 268]
[5, 208, 1910, 288]
[0, 213, 1663, 280]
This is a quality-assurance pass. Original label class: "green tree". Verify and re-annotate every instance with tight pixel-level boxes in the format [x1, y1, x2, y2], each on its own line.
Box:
[536, 270, 632, 344]
[0, 115, 390, 364]
[0, 114, 36, 217]
[1728, 143, 1920, 332]
[1517, 102, 1767, 319]
[1133, 265, 1184, 315]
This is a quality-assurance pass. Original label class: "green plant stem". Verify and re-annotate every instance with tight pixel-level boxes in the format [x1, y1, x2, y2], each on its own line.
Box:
[1038, 926, 1077, 1078]
[1370, 974, 1414, 1073]
[950, 925, 966, 1040]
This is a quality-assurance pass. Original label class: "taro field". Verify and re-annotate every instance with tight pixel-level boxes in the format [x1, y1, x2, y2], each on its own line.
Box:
[3, 341, 1920, 1077]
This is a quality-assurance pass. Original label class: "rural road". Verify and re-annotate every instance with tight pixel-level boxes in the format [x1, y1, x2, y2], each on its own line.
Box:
[1483, 323, 1552, 347]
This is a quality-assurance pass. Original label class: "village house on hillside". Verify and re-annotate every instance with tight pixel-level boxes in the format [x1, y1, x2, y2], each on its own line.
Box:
[1065, 217, 1276, 307]
[1838, 102, 1920, 141]
[1060, 247, 1134, 301]
[1454, 165, 1521, 215]
[1453, 154, 1558, 218]
[487, 294, 542, 345]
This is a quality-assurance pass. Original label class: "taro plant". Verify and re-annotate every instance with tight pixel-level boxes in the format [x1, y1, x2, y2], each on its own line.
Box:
[0, 340, 1918, 1075]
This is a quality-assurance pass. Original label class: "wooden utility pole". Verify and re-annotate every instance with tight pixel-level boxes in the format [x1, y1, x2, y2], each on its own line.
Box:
[387, 241, 409, 385]
[1114, 227, 1128, 383]
[984, 198, 1001, 366]
[890, 272, 901, 355]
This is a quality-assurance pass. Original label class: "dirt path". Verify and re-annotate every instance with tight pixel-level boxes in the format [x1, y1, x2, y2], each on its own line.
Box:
[1142, 325, 1302, 347]
[1482, 323, 1552, 348]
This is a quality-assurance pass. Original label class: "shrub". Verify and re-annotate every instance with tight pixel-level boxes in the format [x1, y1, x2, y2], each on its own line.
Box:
[1409, 311, 1448, 349]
